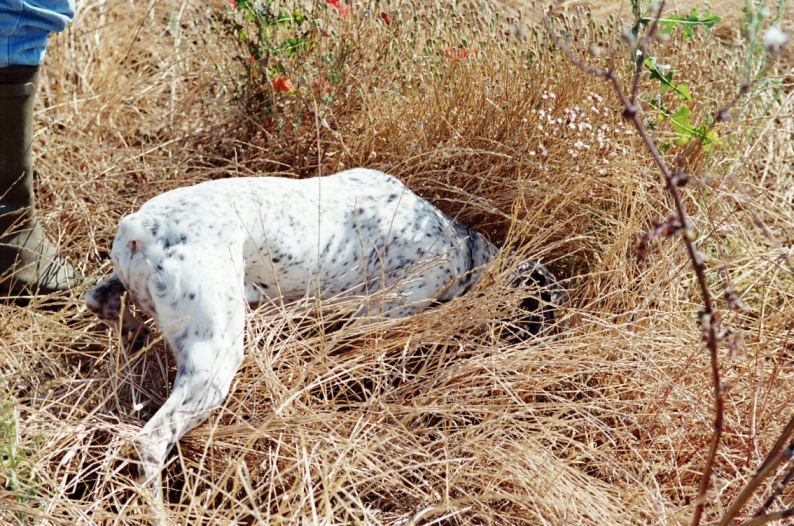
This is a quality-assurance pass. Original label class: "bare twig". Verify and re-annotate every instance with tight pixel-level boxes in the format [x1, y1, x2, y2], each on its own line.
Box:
[756, 458, 794, 517]
[739, 506, 794, 526]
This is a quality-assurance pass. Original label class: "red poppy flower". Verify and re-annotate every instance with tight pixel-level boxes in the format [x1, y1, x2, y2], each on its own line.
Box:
[271, 75, 293, 93]
[326, 0, 349, 20]
[444, 47, 468, 59]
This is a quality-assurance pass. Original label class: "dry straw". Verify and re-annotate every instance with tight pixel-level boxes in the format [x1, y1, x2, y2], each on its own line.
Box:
[1, 0, 793, 524]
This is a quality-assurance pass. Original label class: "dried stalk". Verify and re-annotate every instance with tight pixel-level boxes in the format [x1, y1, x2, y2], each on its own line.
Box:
[718, 417, 794, 525]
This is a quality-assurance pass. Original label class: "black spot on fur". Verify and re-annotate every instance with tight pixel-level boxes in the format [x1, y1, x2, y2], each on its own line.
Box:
[322, 237, 334, 256]
[154, 279, 167, 295]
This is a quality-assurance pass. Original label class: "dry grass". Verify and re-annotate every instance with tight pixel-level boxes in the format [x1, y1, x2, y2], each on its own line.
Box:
[1, 0, 794, 524]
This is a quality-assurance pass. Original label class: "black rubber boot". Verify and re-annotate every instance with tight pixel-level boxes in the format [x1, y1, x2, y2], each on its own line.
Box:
[0, 66, 83, 295]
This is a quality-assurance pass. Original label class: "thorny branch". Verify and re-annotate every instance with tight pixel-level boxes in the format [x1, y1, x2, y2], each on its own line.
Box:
[541, 3, 726, 525]
[543, 2, 793, 525]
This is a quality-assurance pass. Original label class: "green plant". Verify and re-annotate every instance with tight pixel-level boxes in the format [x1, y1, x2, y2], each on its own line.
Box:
[220, 0, 313, 86]
[631, 1, 721, 150]
[0, 394, 40, 525]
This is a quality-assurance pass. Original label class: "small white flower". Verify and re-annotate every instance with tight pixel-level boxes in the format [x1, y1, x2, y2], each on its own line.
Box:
[764, 26, 788, 55]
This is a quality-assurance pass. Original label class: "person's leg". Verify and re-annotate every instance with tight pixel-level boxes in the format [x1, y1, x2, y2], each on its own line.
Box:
[0, 1, 82, 294]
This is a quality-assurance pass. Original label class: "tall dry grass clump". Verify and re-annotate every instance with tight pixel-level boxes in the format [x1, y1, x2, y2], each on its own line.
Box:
[1, 0, 793, 524]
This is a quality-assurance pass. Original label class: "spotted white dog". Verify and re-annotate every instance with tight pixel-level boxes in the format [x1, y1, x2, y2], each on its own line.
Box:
[85, 168, 562, 504]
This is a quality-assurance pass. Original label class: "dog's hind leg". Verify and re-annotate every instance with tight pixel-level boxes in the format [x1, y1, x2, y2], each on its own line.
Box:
[132, 251, 246, 508]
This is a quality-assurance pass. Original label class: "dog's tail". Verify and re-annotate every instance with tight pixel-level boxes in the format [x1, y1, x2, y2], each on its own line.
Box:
[113, 213, 160, 261]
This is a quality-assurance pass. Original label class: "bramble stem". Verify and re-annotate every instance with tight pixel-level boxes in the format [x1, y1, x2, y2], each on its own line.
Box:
[541, 4, 723, 525]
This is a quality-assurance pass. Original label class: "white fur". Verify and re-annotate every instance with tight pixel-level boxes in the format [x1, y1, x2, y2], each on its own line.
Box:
[85, 168, 561, 506]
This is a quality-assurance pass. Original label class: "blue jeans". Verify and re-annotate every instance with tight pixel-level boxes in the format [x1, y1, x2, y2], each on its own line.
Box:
[0, 1, 74, 67]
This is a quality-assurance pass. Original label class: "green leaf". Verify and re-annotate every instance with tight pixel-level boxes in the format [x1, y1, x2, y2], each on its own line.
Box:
[669, 106, 720, 149]
[644, 56, 691, 101]
[670, 105, 694, 144]
[696, 126, 721, 151]
[640, 8, 720, 39]
[292, 9, 307, 25]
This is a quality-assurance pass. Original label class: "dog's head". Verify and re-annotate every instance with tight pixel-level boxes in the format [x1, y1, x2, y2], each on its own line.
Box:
[506, 259, 565, 335]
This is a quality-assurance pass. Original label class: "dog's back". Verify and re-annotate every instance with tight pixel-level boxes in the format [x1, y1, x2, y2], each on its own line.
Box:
[113, 169, 497, 318]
